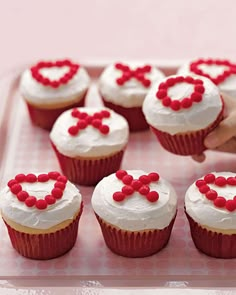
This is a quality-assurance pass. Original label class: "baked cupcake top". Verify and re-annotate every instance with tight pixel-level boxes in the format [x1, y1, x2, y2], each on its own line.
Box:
[98, 62, 165, 107]
[177, 58, 236, 98]
[20, 59, 90, 106]
[50, 107, 129, 158]
[142, 74, 223, 135]
[0, 172, 82, 230]
[91, 169, 177, 231]
[185, 172, 236, 230]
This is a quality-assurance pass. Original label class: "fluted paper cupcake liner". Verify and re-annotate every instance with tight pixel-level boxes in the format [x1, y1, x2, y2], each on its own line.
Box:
[150, 108, 223, 155]
[3, 204, 83, 260]
[102, 98, 149, 132]
[51, 142, 125, 186]
[185, 211, 236, 258]
[95, 213, 176, 258]
[26, 94, 86, 131]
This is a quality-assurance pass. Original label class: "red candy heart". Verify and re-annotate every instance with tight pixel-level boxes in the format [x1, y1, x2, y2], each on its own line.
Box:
[113, 170, 160, 203]
[30, 59, 79, 88]
[7, 172, 67, 210]
[195, 173, 236, 212]
[156, 76, 205, 111]
[190, 58, 236, 85]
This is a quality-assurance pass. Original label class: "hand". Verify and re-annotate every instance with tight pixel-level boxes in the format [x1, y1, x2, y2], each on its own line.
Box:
[192, 94, 236, 162]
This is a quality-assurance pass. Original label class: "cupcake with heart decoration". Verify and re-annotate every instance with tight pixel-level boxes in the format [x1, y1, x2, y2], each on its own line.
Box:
[185, 172, 236, 258]
[142, 74, 224, 155]
[0, 171, 83, 260]
[98, 62, 165, 131]
[177, 58, 236, 98]
[20, 59, 90, 130]
[91, 169, 177, 257]
[50, 107, 129, 186]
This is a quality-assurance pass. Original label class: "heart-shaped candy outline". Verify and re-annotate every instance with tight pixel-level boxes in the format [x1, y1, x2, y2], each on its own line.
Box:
[156, 76, 205, 111]
[30, 59, 79, 88]
[7, 172, 67, 210]
[190, 58, 236, 85]
[195, 173, 236, 212]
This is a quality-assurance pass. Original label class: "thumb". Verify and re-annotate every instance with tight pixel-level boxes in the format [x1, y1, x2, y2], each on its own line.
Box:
[204, 114, 236, 149]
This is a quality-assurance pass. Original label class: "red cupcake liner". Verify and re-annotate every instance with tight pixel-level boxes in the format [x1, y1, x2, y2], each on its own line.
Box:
[51, 142, 125, 186]
[95, 213, 176, 258]
[3, 204, 83, 260]
[26, 92, 87, 131]
[185, 211, 236, 258]
[150, 107, 224, 156]
[101, 97, 149, 132]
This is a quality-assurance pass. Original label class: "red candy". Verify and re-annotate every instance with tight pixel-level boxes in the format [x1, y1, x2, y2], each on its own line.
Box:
[189, 58, 236, 85]
[115, 63, 152, 88]
[156, 76, 205, 111]
[30, 59, 79, 88]
[113, 170, 160, 203]
[7, 172, 67, 210]
[68, 109, 110, 136]
[196, 174, 236, 212]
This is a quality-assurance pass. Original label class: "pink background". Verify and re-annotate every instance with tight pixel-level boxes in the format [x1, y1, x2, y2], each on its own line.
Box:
[1, 1, 236, 293]
[0, 0, 236, 70]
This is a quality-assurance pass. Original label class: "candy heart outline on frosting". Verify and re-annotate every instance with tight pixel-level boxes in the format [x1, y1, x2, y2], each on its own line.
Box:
[7, 172, 68, 210]
[195, 173, 236, 212]
[156, 76, 205, 111]
[189, 58, 236, 85]
[30, 59, 80, 88]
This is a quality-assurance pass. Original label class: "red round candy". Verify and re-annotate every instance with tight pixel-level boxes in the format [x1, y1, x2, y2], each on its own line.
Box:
[113, 192, 125, 202]
[25, 196, 37, 207]
[146, 191, 159, 202]
[139, 185, 150, 195]
[122, 185, 134, 195]
[51, 188, 63, 199]
[26, 174, 37, 183]
[36, 199, 48, 210]
[15, 174, 26, 182]
[38, 174, 49, 182]
[122, 175, 133, 185]
[17, 191, 29, 202]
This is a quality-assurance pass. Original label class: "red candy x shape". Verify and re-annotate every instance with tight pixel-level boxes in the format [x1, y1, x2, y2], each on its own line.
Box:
[68, 109, 110, 136]
[115, 63, 152, 87]
[113, 170, 160, 203]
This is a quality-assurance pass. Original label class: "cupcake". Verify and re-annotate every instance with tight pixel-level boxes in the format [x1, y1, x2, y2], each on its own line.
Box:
[0, 171, 83, 260]
[142, 74, 224, 155]
[185, 172, 236, 258]
[50, 107, 129, 186]
[91, 169, 177, 257]
[98, 62, 165, 131]
[20, 59, 90, 130]
[177, 58, 236, 98]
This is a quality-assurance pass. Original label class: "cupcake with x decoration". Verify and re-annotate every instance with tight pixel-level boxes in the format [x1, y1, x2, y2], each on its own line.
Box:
[91, 169, 177, 257]
[185, 172, 236, 258]
[142, 74, 224, 155]
[98, 62, 165, 131]
[0, 171, 83, 260]
[20, 59, 90, 130]
[177, 58, 236, 98]
[50, 107, 129, 186]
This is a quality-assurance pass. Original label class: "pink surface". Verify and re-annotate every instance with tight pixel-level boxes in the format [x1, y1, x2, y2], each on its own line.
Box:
[1, 66, 236, 287]
[0, 0, 236, 71]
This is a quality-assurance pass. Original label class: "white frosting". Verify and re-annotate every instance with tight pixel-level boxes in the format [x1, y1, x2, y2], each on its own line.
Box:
[50, 107, 129, 158]
[178, 62, 236, 98]
[98, 62, 165, 107]
[142, 75, 223, 135]
[0, 175, 82, 229]
[91, 170, 177, 231]
[185, 172, 236, 230]
[20, 64, 90, 105]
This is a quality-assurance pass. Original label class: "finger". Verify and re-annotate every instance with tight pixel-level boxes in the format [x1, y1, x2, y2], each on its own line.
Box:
[204, 114, 236, 149]
[212, 137, 236, 153]
[192, 153, 206, 163]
